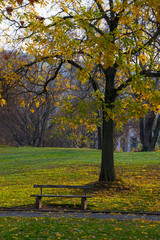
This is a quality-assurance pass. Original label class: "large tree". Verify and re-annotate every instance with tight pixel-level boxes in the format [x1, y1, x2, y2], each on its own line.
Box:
[0, 0, 160, 181]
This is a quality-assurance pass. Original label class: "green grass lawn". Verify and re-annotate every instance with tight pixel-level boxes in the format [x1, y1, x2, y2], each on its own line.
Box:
[0, 217, 160, 239]
[0, 147, 160, 239]
[0, 147, 159, 212]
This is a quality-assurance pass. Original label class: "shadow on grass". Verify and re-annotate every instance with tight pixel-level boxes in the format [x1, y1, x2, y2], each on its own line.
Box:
[0, 203, 91, 211]
[85, 180, 131, 193]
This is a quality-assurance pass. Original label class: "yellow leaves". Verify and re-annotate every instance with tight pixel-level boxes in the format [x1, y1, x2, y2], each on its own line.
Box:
[0, 98, 6, 106]
[55, 102, 60, 107]
[0, 0, 159, 135]
[119, 14, 133, 26]
[138, 53, 147, 65]
[20, 101, 26, 107]
[30, 108, 35, 113]
[53, 94, 99, 139]
[35, 101, 40, 108]
[145, 0, 160, 21]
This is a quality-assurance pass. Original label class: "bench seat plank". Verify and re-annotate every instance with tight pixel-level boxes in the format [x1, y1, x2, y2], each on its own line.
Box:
[33, 185, 93, 189]
[31, 194, 92, 198]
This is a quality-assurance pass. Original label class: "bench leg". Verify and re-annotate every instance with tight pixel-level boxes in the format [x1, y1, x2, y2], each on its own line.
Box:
[81, 197, 87, 210]
[36, 196, 42, 209]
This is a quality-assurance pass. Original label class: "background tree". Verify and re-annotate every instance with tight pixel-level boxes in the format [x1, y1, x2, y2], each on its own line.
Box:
[0, 0, 160, 182]
[0, 97, 53, 146]
[140, 111, 160, 151]
[0, 50, 97, 147]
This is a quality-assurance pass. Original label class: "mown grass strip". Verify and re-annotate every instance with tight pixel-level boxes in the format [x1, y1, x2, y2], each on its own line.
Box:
[0, 217, 160, 239]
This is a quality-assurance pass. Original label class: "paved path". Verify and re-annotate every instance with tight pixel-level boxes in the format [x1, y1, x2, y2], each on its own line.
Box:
[0, 211, 160, 221]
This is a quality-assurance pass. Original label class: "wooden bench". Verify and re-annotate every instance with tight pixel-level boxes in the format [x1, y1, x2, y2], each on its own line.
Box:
[31, 185, 93, 210]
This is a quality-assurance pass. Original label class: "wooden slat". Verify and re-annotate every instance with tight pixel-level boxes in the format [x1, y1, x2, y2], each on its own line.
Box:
[31, 194, 92, 198]
[33, 185, 94, 189]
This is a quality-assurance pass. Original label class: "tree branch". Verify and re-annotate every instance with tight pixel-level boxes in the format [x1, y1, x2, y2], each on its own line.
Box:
[43, 60, 64, 92]
[141, 70, 160, 78]
[94, 0, 111, 27]
[115, 69, 160, 97]
[67, 59, 99, 93]
[88, 22, 104, 36]
[131, 26, 160, 56]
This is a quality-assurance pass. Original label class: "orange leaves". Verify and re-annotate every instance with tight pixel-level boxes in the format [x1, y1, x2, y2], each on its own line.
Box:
[29, 0, 39, 5]
[138, 53, 147, 65]
[5, 0, 40, 19]
[17, 0, 23, 5]
[16, 0, 39, 5]
[3, 52, 9, 60]
[36, 16, 45, 22]
[6, 6, 13, 15]
[20, 20, 24, 26]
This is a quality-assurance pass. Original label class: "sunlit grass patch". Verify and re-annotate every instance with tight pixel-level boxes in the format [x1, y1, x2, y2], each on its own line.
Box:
[0, 147, 160, 212]
[0, 217, 160, 239]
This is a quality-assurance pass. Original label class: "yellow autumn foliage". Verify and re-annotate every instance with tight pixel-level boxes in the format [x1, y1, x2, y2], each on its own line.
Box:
[0, 0, 159, 134]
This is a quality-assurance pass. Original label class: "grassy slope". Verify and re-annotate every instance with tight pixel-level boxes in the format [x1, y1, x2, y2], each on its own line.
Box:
[0, 147, 160, 212]
[0, 147, 160, 239]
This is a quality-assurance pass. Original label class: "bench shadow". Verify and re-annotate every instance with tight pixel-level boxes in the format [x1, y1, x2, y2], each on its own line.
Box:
[0, 203, 91, 211]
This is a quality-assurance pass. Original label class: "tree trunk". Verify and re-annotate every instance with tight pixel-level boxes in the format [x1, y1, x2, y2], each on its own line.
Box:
[97, 125, 102, 150]
[99, 113, 115, 182]
[99, 66, 116, 182]
[140, 112, 160, 151]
